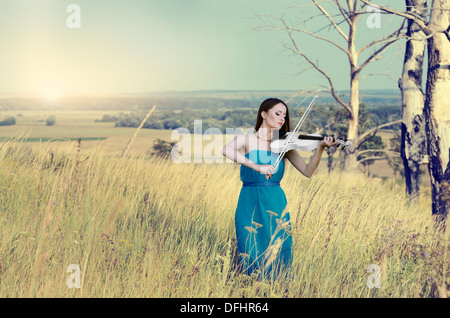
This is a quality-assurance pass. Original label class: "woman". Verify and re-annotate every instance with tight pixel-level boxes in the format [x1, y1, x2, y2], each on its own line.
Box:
[222, 98, 336, 280]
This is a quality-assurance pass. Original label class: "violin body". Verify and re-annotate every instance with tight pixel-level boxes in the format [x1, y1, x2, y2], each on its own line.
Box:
[271, 132, 352, 153]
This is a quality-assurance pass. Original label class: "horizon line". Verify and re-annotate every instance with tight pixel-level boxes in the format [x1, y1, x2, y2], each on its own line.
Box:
[0, 88, 401, 98]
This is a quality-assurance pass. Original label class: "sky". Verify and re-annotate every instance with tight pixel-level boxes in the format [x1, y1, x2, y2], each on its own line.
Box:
[0, 0, 407, 99]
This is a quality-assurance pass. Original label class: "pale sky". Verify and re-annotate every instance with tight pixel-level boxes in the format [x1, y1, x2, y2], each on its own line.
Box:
[0, 0, 406, 98]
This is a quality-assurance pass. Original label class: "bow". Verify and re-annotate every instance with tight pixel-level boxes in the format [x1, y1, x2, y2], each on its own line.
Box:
[272, 95, 318, 170]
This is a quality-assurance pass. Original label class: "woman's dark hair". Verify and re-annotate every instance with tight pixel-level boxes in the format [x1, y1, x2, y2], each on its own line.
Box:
[254, 98, 291, 139]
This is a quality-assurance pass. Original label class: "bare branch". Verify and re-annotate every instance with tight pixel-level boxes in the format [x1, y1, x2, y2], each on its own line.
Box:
[357, 149, 400, 157]
[335, 0, 351, 25]
[355, 34, 407, 76]
[359, 72, 397, 81]
[356, 20, 406, 57]
[250, 10, 348, 46]
[358, 119, 402, 147]
[357, 156, 387, 164]
[312, 0, 349, 41]
[280, 22, 350, 56]
[359, 0, 431, 34]
[357, 150, 400, 166]
[347, 0, 353, 12]
[281, 27, 352, 115]
[353, 119, 402, 153]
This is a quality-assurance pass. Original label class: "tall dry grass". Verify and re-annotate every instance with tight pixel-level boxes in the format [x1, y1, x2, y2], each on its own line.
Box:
[0, 138, 448, 297]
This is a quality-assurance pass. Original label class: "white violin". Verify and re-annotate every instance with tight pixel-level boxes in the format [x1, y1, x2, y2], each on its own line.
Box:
[271, 132, 352, 152]
[270, 95, 352, 170]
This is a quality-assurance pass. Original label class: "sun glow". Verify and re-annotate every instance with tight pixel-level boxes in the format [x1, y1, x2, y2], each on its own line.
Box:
[36, 77, 66, 102]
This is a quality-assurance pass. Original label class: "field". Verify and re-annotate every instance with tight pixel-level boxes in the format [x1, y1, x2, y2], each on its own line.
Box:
[0, 110, 171, 155]
[0, 109, 448, 298]
[0, 109, 411, 177]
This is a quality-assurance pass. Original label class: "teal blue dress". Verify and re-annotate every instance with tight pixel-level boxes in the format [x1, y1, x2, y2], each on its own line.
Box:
[235, 150, 293, 280]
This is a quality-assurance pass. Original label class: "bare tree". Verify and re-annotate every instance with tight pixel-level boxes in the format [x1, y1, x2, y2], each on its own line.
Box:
[399, 0, 428, 201]
[362, 0, 450, 221]
[424, 0, 450, 221]
[254, 0, 405, 171]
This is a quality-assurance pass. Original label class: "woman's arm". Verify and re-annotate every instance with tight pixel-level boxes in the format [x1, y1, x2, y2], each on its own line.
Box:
[284, 137, 336, 178]
[222, 135, 258, 171]
[222, 135, 275, 179]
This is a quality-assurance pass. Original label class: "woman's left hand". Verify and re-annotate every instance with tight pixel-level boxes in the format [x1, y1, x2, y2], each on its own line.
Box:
[320, 136, 338, 148]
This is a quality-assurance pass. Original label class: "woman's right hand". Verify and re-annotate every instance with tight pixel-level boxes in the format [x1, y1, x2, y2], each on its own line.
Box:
[255, 164, 275, 180]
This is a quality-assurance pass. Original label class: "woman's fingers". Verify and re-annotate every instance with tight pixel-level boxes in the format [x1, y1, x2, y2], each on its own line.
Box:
[259, 164, 274, 179]
[322, 136, 338, 147]
[265, 165, 274, 179]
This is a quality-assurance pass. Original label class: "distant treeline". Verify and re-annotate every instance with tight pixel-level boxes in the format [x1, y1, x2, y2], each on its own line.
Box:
[0, 90, 401, 111]
[100, 103, 401, 134]
[0, 115, 57, 126]
[97, 108, 258, 132]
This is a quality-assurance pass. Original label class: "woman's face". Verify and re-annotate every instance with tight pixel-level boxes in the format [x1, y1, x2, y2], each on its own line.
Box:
[261, 103, 287, 130]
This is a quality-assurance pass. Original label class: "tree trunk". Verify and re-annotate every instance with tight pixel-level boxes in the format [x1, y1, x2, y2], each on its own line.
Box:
[424, 0, 450, 221]
[345, 74, 360, 171]
[399, 0, 427, 201]
[345, 9, 360, 172]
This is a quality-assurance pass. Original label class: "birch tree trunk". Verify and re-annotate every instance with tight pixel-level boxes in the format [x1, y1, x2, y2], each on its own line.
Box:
[346, 74, 360, 171]
[399, 0, 427, 200]
[424, 0, 450, 220]
[346, 8, 360, 171]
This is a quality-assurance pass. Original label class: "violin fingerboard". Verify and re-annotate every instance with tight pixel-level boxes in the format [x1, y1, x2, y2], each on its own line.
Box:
[297, 134, 324, 141]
